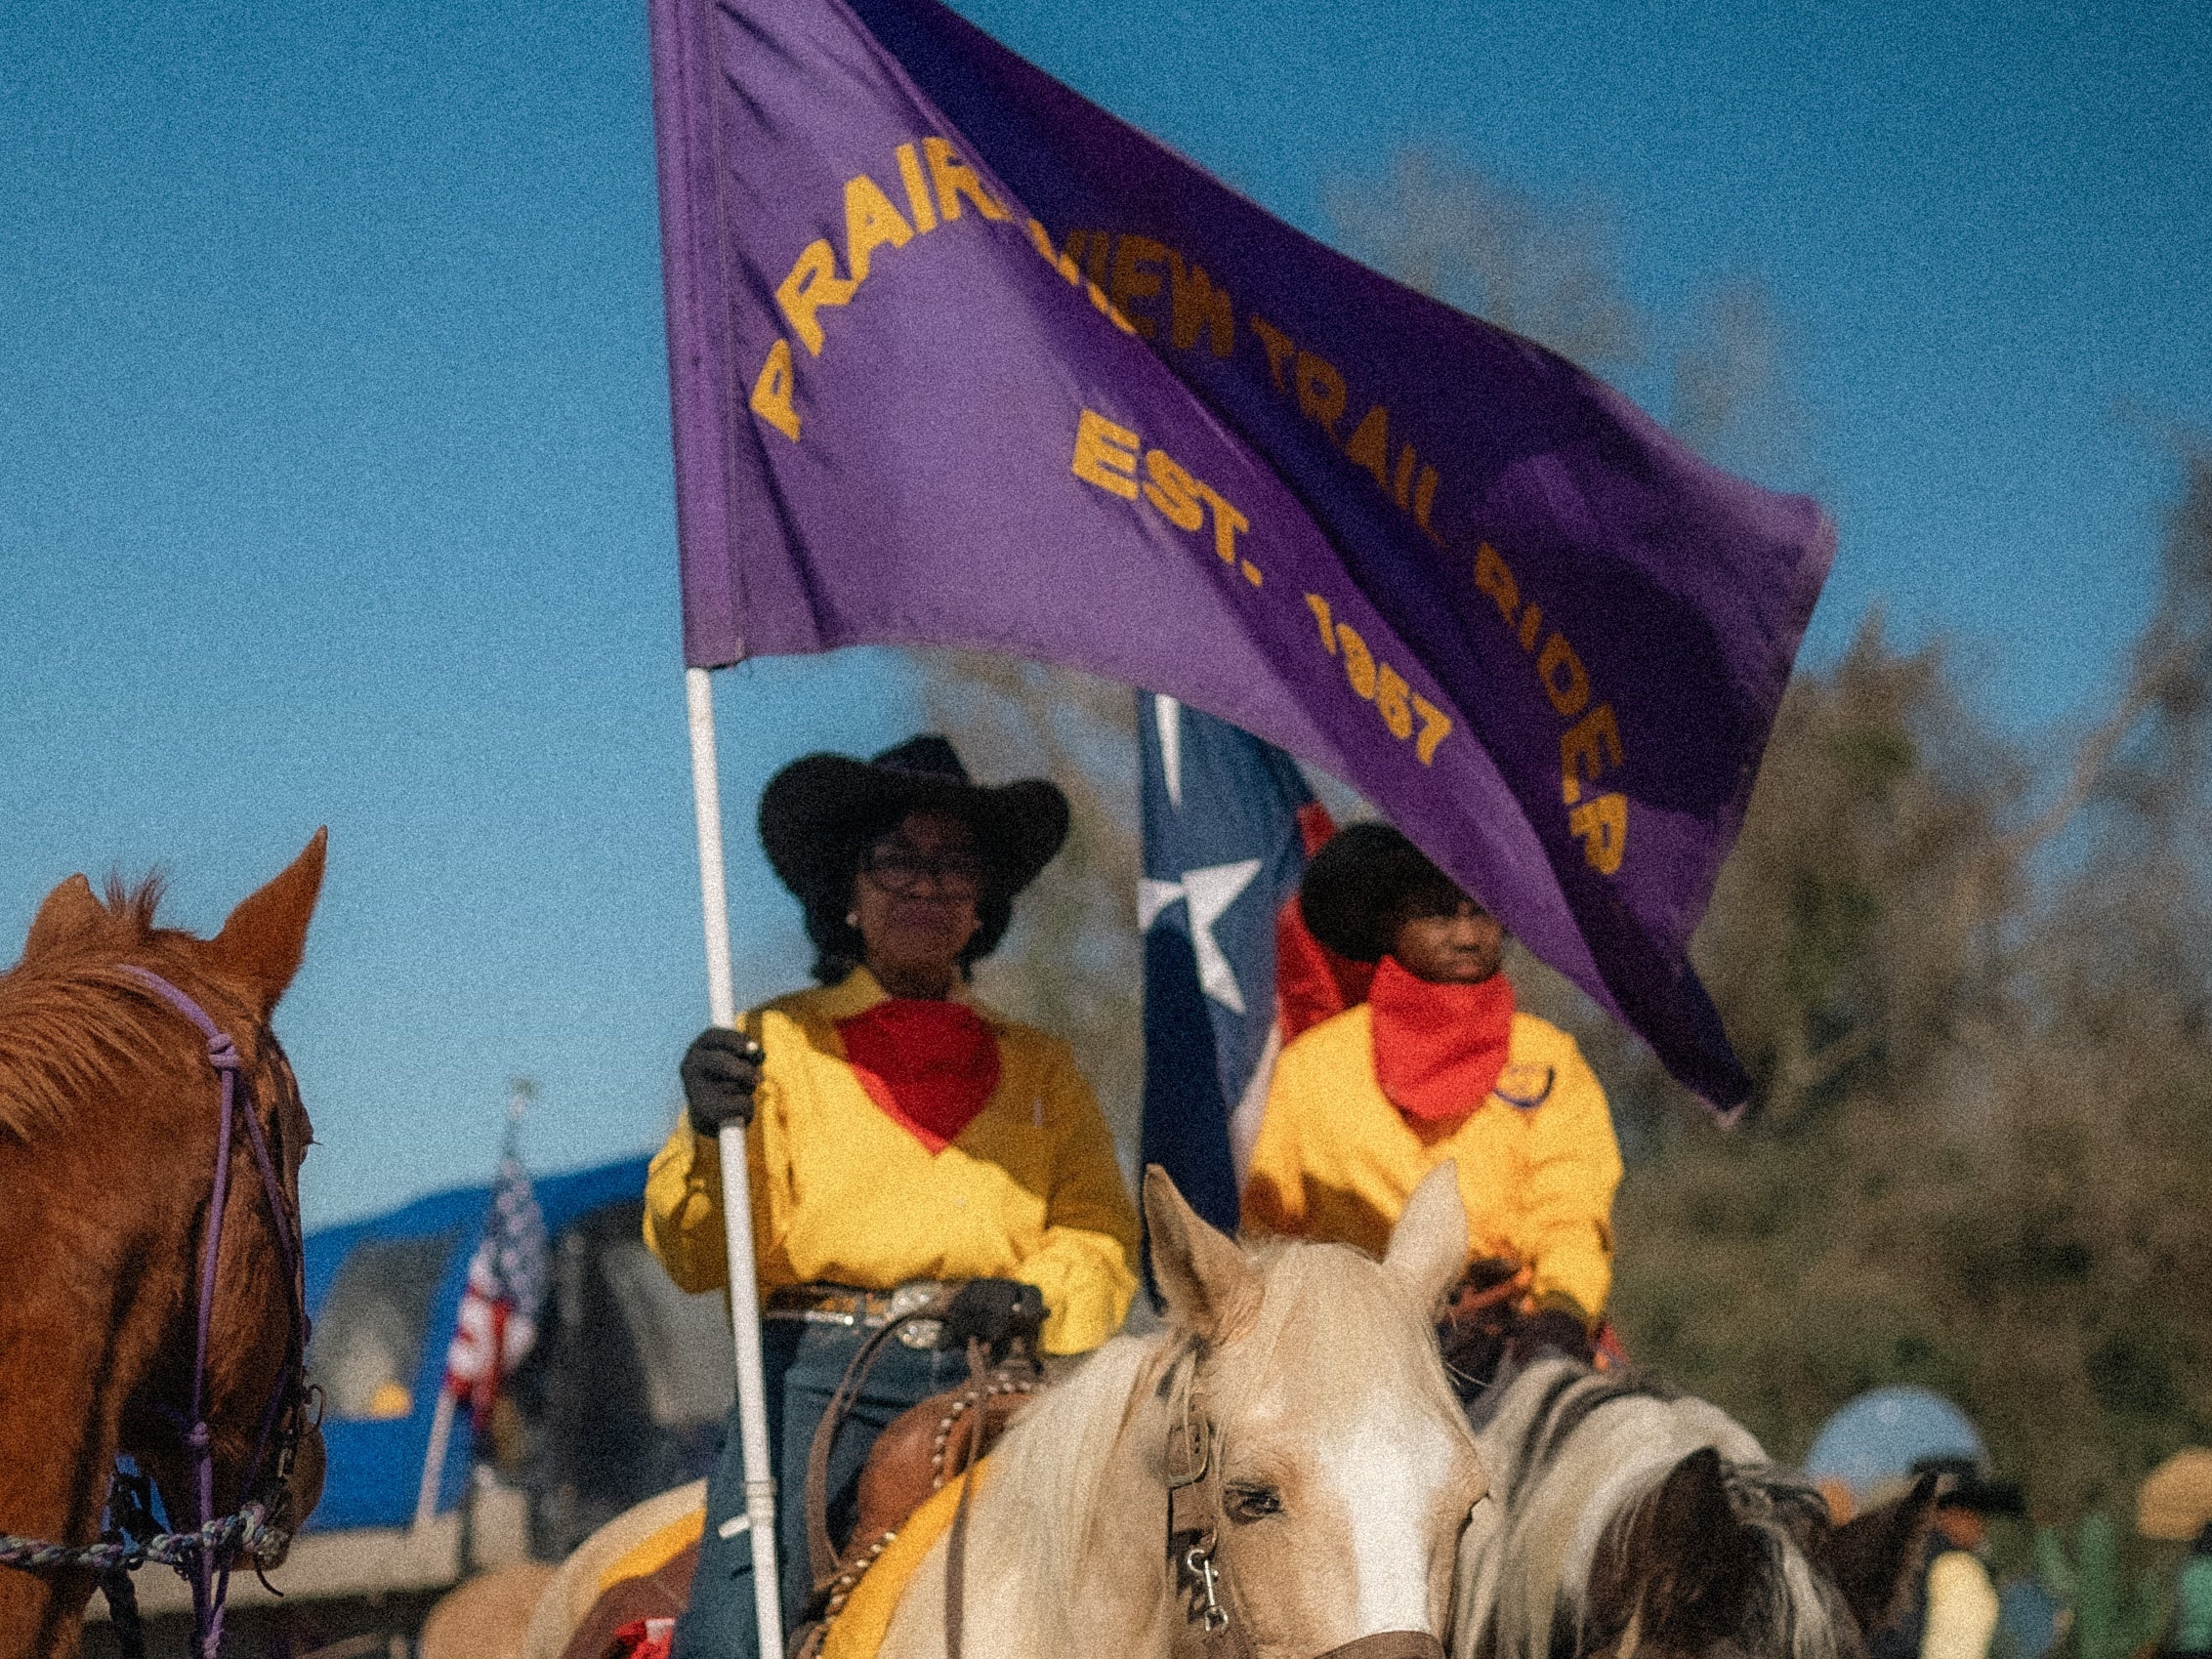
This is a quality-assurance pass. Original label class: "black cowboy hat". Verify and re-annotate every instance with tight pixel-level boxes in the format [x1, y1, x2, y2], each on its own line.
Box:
[758, 734, 1070, 909]
[1299, 821, 1481, 965]
[1911, 1456, 2026, 1516]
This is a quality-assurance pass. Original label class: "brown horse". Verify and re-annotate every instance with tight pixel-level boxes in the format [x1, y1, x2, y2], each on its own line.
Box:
[0, 833, 330, 1659]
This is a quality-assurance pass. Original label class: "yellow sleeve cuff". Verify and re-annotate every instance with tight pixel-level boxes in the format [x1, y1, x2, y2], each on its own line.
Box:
[643, 1122, 730, 1295]
[1023, 1227, 1140, 1354]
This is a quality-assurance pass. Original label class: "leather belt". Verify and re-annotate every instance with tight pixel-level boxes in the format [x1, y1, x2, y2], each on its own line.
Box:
[766, 1280, 957, 1348]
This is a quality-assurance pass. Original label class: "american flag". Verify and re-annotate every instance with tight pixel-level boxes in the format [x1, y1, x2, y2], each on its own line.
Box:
[442, 1096, 550, 1429]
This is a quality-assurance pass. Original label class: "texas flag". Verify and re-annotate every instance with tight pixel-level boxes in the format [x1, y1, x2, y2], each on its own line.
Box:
[1138, 692, 1368, 1236]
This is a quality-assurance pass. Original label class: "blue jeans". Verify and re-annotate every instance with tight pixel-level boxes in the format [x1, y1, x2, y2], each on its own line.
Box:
[674, 1317, 959, 1659]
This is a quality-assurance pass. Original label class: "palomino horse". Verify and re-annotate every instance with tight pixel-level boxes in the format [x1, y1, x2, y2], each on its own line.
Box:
[868, 1164, 1487, 1659]
[522, 1163, 1486, 1659]
[0, 834, 330, 1659]
[1452, 1358, 1938, 1659]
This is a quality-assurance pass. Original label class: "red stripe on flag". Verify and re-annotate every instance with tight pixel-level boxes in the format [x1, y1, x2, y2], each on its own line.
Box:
[1277, 808, 1373, 1040]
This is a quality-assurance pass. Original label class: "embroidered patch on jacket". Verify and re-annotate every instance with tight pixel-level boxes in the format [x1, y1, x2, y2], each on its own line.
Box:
[1491, 1062, 1556, 1109]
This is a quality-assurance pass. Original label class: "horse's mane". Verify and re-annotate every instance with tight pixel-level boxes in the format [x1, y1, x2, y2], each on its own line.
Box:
[980, 1331, 1166, 1653]
[1467, 1360, 1846, 1659]
[0, 875, 182, 1141]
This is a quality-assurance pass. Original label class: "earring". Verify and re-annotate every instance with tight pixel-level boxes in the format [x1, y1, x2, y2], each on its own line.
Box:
[846, 911, 859, 928]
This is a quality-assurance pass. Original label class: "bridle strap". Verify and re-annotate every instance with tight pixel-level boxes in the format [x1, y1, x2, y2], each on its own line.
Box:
[939, 1340, 993, 1659]
[118, 967, 310, 1659]
[1161, 1348, 1445, 1659]
[1163, 1349, 1253, 1659]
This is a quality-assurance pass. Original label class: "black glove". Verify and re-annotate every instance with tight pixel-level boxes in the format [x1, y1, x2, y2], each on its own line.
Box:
[939, 1277, 1045, 1359]
[682, 1027, 764, 1137]
[1506, 1304, 1596, 1369]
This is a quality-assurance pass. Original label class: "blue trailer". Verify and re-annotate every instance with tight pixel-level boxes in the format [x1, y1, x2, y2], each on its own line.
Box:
[100, 1155, 734, 1652]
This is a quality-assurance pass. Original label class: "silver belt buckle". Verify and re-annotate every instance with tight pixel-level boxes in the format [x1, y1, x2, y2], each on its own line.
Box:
[890, 1280, 944, 1349]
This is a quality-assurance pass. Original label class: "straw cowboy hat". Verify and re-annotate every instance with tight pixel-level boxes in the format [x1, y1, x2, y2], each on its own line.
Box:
[1299, 822, 1480, 964]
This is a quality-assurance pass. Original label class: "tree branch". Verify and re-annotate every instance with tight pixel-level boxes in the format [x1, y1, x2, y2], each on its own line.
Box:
[2005, 638, 2191, 858]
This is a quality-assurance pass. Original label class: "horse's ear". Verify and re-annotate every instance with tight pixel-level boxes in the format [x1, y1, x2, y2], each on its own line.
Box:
[21, 873, 104, 964]
[1384, 1160, 1468, 1306]
[205, 829, 327, 1017]
[1811, 1472, 1938, 1637]
[1144, 1165, 1260, 1342]
[1636, 1448, 1741, 1601]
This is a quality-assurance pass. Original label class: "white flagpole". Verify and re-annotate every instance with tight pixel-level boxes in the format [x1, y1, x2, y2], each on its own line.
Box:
[685, 665, 784, 1657]
[412, 1388, 457, 1530]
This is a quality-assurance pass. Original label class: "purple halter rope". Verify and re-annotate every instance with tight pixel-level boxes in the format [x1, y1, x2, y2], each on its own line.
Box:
[118, 966, 310, 1659]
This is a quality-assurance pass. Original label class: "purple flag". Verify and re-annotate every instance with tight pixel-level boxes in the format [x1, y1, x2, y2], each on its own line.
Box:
[650, 0, 1833, 1111]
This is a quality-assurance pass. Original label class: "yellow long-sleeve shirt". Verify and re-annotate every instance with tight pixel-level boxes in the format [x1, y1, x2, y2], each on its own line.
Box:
[644, 969, 1139, 1355]
[1241, 1001, 1622, 1319]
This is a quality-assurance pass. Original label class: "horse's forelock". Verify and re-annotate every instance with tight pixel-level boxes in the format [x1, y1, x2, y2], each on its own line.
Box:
[1231, 1239, 1453, 1394]
[100, 872, 169, 942]
[1778, 1538, 1850, 1659]
[0, 873, 288, 1142]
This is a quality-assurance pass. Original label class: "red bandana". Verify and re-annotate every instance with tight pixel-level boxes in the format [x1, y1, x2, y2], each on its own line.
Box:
[836, 999, 1002, 1153]
[1368, 955, 1516, 1124]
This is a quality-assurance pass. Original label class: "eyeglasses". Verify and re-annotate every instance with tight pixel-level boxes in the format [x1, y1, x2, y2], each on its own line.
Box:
[858, 846, 987, 900]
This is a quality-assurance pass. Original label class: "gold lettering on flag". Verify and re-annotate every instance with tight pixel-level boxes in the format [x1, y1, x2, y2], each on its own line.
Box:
[1069, 407, 1258, 588]
[1474, 540, 1629, 874]
[746, 136, 1022, 444]
[1302, 593, 1453, 766]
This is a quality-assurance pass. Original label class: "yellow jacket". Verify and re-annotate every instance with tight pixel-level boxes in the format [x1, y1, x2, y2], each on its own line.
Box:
[1241, 1002, 1622, 1320]
[644, 969, 1139, 1354]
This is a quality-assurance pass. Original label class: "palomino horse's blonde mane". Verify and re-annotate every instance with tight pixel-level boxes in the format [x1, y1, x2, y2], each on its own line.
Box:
[0, 876, 178, 1141]
[979, 1332, 1165, 1654]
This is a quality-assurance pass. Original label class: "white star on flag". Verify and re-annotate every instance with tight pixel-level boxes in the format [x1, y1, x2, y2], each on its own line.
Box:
[1139, 858, 1263, 1015]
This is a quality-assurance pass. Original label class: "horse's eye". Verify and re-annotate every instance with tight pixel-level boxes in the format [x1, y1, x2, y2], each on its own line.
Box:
[1225, 1484, 1282, 1522]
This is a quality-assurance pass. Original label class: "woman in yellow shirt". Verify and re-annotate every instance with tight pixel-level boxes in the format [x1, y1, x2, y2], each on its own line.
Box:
[1242, 823, 1621, 1391]
[648, 735, 1139, 1659]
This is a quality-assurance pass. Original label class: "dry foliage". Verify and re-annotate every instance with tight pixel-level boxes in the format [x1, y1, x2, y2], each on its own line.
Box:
[1334, 144, 2212, 1518]
[1574, 457, 2212, 1520]
[916, 649, 1146, 1142]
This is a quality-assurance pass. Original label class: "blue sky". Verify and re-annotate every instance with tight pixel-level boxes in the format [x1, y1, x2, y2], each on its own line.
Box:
[3, 0, 2205, 1226]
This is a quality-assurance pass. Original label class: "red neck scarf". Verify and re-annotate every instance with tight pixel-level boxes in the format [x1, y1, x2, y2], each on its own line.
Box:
[1368, 955, 1516, 1124]
[836, 998, 1002, 1153]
